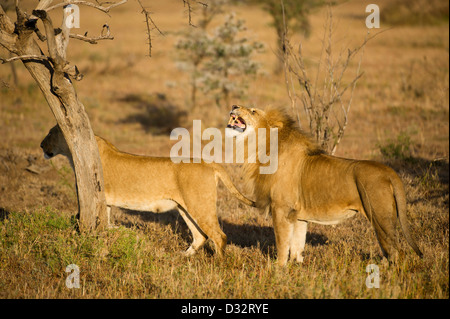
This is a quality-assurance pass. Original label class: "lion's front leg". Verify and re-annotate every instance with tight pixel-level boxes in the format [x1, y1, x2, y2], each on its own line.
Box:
[106, 206, 119, 229]
[272, 206, 294, 267]
[290, 220, 307, 263]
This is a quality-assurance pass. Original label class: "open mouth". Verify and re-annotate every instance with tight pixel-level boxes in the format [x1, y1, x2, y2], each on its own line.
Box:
[227, 114, 247, 132]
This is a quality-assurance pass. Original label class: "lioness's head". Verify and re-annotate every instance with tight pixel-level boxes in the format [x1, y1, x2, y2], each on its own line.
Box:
[40, 125, 70, 159]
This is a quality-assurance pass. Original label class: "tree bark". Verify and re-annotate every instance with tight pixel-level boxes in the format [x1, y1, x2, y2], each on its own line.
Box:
[0, 3, 108, 231]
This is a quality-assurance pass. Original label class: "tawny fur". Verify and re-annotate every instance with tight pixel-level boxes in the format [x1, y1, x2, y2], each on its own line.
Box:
[41, 125, 255, 257]
[229, 105, 422, 266]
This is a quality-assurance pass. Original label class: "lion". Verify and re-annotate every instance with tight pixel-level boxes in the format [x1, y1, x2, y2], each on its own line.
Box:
[40, 125, 255, 257]
[226, 105, 423, 266]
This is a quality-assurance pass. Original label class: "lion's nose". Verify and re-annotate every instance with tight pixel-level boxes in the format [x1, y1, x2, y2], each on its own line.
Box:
[231, 105, 239, 111]
[40, 142, 44, 149]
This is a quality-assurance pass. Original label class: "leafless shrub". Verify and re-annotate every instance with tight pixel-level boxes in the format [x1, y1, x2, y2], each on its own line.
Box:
[281, 5, 384, 154]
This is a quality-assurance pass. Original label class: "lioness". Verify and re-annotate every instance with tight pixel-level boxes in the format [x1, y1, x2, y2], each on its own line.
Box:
[226, 105, 422, 266]
[41, 125, 255, 257]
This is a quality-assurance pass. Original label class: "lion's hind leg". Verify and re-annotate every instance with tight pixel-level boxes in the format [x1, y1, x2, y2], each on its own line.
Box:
[372, 219, 398, 258]
[178, 203, 227, 258]
[193, 204, 227, 258]
[177, 206, 208, 256]
[357, 180, 400, 259]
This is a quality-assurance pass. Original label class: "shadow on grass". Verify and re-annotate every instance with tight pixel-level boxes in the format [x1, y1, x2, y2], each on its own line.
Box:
[222, 220, 328, 258]
[116, 208, 328, 258]
[383, 156, 449, 207]
[0, 207, 10, 222]
[118, 93, 187, 135]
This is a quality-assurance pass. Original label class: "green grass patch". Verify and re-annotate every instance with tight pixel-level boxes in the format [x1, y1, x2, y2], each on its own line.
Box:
[0, 207, 447, 298]
[377, 131, 415, 161]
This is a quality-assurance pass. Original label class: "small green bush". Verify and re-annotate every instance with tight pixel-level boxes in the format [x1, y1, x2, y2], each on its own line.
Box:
[377, 131, 413, 161]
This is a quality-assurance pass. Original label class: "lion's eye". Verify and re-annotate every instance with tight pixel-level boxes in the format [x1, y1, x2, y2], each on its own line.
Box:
[251, 109, 256, 114]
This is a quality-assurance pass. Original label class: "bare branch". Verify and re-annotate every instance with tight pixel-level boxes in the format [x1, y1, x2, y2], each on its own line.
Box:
[56, 5, 72, 60]
[183, 0, 196, 27]
[137, 0, 164, 57]
[330, 32, 369, 155]
[35, 0, 55, 11]
[2, 3, 47, 42]
[0, 54, 48, 64]
[34, 28, 47, 42]
[46, 0, 127, 15]
[32, 9, 65, 68]
[0, 4, 15, 34]
[69, 27, 114, 44]
[138, 0, 153, 57]
[147, 10, 164, 36]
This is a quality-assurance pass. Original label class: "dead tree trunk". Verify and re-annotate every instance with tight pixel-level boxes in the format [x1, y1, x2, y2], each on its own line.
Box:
[0, 1, 127, 231]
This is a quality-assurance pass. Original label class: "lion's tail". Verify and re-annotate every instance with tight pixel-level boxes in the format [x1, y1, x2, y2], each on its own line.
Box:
[211, 164, 256, 207]
[391, 175, 423, 258]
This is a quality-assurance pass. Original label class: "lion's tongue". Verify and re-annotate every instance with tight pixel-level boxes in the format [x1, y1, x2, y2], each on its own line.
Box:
[227, 115, 245, 130]
[236, 118, 246, 127]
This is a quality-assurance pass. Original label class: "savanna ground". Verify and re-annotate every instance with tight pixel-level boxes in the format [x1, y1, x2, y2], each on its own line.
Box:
[0, 0, 448, 299]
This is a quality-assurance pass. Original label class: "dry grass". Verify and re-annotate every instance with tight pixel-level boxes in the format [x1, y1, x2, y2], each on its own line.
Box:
[0, 0, 448, 299]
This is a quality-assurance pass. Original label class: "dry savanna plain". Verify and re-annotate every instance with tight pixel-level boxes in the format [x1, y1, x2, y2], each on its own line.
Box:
[0, 0, 448, 299]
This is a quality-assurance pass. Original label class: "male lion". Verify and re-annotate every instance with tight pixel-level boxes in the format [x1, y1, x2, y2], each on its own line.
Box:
[41, 125, 255, 257]
[226, 105, 422, 266]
